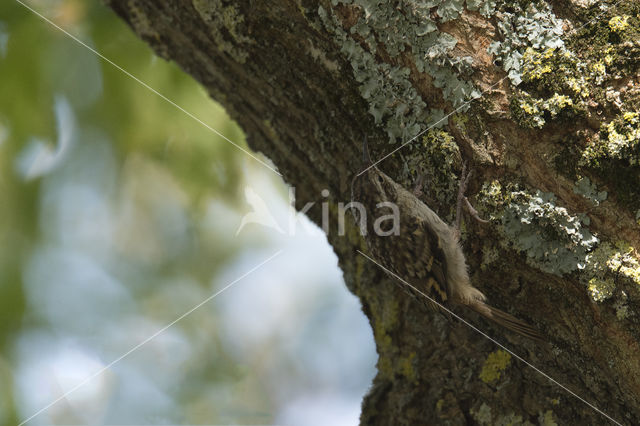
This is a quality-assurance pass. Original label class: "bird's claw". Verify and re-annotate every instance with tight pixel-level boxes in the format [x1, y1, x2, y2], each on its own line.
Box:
[455, 161, 488, 231]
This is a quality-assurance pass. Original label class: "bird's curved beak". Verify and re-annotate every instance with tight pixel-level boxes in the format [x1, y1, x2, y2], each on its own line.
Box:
[362, 136, 372, 165]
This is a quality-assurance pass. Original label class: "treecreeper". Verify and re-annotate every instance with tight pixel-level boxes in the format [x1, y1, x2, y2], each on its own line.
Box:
[351, 137, 543, 341]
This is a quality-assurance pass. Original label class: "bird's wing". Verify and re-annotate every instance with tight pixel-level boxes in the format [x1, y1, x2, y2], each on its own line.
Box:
[404, 215, 450, 304]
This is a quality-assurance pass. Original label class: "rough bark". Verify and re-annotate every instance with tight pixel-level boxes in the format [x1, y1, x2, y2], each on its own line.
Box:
[106, 0, 640, 424]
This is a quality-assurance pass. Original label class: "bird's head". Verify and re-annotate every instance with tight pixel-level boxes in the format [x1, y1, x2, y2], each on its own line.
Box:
[351, 136, 399, 210]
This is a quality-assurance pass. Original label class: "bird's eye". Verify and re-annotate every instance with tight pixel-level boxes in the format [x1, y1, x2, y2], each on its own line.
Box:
[377, 175, 384, 184]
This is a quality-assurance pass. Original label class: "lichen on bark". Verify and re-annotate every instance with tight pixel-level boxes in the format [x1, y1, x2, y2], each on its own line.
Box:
[107, 0, 640, 424]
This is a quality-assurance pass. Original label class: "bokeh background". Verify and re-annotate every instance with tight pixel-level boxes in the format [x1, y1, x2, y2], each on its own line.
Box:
[0, 1, 377, 424]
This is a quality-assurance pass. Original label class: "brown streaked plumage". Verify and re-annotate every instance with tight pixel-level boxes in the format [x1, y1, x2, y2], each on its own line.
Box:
[351, 137, 542, 341]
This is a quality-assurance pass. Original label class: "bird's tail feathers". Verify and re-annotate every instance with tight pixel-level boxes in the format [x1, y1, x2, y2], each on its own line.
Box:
[469, 302, 544, 341]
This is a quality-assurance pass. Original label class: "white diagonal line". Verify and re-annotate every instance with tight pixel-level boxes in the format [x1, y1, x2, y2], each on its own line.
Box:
[13, 0, 281, 177]
[356, 91, 485, 176]
[357, 250, 622, 426]
[18, 250, 283, 426]
[358, 0, 625, 176]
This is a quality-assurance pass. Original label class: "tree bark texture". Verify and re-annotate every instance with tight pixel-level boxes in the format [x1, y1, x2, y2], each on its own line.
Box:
[106, 0, 640, 424]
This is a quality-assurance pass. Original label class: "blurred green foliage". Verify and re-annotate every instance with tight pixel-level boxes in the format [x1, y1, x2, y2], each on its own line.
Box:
[0, 1, 248, 423]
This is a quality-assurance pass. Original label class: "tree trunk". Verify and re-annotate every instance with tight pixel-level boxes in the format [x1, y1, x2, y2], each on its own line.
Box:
[106, 0, 640, 424]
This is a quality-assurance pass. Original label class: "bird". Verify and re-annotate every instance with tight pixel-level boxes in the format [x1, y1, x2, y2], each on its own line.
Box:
[351, 136, 543, 340]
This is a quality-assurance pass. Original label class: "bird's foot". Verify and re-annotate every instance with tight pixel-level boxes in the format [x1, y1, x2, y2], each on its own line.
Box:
[455, 162, 489, 232]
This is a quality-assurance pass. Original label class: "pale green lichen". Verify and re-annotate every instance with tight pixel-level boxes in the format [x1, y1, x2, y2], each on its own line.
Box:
[502, 189, 598, 275]
[477, 181, 633, 303]
[509, 46, 599, 128]
[471, 402, 493, 425]
[488, 1, 565, 85]
[608, 15, 630, 33]
[579, 110, 640, 211]
[616, 303, 629, 320]
[538, 410, 558, 426]
[383, 297, 400, 327]
[318, 5, 430, 142]
[614, 291, 630, 320]
[306, 39, 340, 73]
[582, 112, 640, 166]
[493, 413, 531, 426]
[466, 0, 497, 17]
[583, 242, 640, 302]
[477, 180, 505, 217]
[589, 61, 607, 83]
[507, 3, 640, 133]
[500, 7, 635, 130]
[377, 356, 393, 378]
[573, 176, 607, 206]
[374, 311, 419, 382]
[400, 129, 461, 218]
[192, 0, 252, 63]
[481, 245, 500, 271]
[448, 0, 497, 20]
[542, 93, 573, 119]
[607, 244, 640, 286]
[513, 94, 544, 128]
[512, 91, 576, 128]
[319, 1, 485, 142]
[521, 48, 555, 81]
[520, 48, 589, 96]
[371, 297, 400, 378]
[570, 4, 640, 80]
[262, 119, 278, 141]
[479, 349, 511, 384]
[587, 277, 616, 302]
[399, 352, 418, 382]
